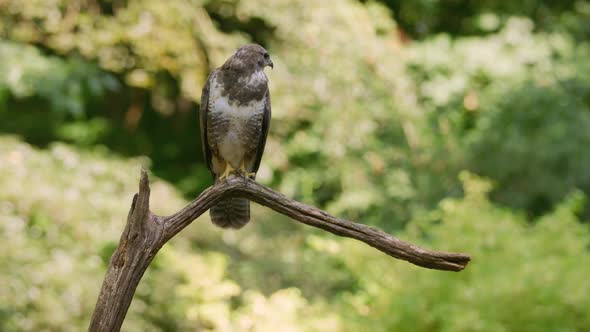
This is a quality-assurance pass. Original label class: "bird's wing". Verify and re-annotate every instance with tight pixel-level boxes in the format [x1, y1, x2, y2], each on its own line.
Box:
[200, 70, 216, 177]
[252, 89, 271, 175]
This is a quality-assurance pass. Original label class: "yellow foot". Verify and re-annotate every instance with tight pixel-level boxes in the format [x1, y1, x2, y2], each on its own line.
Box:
[238, 160, 256, 179]
[219, 163, 237, 181]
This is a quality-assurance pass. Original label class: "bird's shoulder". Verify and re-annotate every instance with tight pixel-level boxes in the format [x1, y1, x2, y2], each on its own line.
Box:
[205, 70, 226, 103]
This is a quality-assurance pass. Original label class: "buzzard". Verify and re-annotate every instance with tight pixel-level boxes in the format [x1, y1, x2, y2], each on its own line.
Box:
[199, 44, 273, 228]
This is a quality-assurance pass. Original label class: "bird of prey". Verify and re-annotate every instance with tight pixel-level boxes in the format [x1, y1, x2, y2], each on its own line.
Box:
[199, 44, 273, 228]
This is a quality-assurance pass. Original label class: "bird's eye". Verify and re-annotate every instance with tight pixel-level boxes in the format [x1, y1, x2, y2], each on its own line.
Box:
[263, 53, 269, 59]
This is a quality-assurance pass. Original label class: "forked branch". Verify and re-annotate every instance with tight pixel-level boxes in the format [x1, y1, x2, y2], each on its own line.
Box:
[88, 168, 470, 331]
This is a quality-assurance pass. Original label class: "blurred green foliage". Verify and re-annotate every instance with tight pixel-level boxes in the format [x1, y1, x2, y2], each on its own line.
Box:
[337, 172, 590, 331]
[381, 0, 589, 38]
[1, 0, 589, 331]
[404, 18, 590, 215]
[0, 137, 338, 331]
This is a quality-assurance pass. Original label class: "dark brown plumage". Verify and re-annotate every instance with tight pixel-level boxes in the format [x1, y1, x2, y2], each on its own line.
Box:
[200, 44, 273, 228]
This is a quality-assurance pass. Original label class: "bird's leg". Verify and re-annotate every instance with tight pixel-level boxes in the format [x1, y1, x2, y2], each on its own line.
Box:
[219, 162, 236, 181]
[239, 160, 256, 179]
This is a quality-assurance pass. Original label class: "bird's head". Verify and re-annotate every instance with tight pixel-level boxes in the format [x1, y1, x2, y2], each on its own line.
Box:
[224, 44, 273, 72]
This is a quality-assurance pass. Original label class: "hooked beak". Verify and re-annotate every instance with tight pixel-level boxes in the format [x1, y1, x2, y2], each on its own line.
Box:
[267, 60, 274, 69]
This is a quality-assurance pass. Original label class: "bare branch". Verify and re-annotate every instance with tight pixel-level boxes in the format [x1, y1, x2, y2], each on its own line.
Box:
[89, 169, 471, 332]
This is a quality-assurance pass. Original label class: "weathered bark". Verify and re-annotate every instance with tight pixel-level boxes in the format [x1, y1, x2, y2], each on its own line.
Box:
[88, 168, 470, 331]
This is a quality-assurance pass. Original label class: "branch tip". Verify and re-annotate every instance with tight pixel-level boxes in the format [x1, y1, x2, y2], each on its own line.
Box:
[139, 167, 150, 194]
[130, 167, 151, 219]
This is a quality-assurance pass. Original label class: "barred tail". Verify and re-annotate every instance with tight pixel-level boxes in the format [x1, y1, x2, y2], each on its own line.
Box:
[210, 197, 250, 229]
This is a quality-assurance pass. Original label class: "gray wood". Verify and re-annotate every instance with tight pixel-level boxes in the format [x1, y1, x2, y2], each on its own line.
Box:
[88, 168, 471, 331]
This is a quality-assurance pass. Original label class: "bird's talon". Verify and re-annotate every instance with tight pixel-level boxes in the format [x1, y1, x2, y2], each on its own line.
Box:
[238, 161, 253, 178]
[219, 163, 236, 181]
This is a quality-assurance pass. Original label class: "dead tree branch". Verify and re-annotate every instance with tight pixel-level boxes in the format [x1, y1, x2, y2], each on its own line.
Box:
[88, 168, 471, 331]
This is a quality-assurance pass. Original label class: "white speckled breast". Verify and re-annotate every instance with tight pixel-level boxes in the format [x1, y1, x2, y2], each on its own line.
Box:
[207, 73, 266, 169]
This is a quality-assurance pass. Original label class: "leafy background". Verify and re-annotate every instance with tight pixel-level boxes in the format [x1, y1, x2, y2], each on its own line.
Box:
[1, 0, 590, 331]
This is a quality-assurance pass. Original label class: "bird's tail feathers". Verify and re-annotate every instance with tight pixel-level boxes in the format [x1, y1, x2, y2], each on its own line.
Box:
[210, 197, 250, 229]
